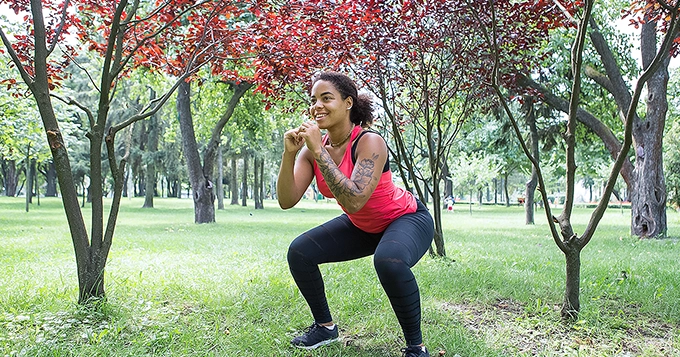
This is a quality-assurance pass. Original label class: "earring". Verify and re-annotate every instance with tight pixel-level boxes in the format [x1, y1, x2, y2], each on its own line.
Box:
[347, 106, 352, 110]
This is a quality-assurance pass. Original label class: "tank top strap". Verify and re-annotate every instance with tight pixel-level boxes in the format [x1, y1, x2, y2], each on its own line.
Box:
[351, 129, 390, 173]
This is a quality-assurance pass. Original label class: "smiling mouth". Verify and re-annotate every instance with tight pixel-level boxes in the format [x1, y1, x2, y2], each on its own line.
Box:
[315, 114, 327, 120]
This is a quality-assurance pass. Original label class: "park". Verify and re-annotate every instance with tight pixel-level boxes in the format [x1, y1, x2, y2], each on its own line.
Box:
[1, 197, 678, 356]
[2, 0, 680, 356]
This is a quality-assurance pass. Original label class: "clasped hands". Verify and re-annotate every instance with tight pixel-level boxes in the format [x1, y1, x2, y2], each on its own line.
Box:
[284, 121, 322, 153]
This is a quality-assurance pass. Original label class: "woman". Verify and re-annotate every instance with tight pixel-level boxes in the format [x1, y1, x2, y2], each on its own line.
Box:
[277, 72, 434, 357]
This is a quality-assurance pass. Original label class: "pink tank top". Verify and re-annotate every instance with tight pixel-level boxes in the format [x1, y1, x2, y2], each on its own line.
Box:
[313, 126, 417, 233]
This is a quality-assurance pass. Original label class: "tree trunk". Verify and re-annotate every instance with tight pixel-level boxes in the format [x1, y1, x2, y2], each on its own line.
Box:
[562, 247, 581, 320]
[142, 89, 159, 208]
[259, 158, 265, 206]
[35, 162, 40, 206]
[173, 180, 180, 198]
[503, 173, 510, 207]
[631, 19, 668, 238]
[524, 95, 539, 225]
[217, 145, 225, 210]
[441, 161, 453, 197]
[31, 64, 94, 303]
[44, 160, 58, 196]
[230, 157, 239, 205]
[2, 159, 18, 196]
[26, 158, 36, 212]
[254, 155, 264, 209]
[253, 155, 260, 208]
[177, 81, 215, 223]
[241, 152, 248, 207]
[431, 164, 445, 257]
[25, 154, 34, 212]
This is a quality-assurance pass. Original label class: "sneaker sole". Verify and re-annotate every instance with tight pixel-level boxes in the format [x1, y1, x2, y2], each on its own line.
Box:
[292, 337, 340, 350]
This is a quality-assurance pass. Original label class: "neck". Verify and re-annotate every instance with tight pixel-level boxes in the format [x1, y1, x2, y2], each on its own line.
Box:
[328, 124, 355, 148]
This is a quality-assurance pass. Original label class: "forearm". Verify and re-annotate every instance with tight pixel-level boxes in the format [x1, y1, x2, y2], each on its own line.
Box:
[277, 152, 301, 209]
[314, 148, 370, 213]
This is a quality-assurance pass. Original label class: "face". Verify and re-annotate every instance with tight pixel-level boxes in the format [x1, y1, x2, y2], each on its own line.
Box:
[309, 80, 352, 129]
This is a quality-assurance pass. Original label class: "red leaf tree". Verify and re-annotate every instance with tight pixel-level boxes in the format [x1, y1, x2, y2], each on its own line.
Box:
[250, 0, 562, 256]
[0, 0, 246, 303]
[153, 2, 255, 224]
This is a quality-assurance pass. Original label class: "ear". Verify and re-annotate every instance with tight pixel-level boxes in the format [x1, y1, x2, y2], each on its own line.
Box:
[345, 97, 353, 110]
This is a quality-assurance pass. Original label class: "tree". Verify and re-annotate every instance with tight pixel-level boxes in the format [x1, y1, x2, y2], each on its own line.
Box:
[450, 151, 499, 214]
[251, 0, 561, 257]
[665, 69, 680, 209]
[665, 118, 680, 209]
[1, 0, 239, 303]
[0, 54, 48, 199]
[517, 0, 680, 238]
[176, 78, 253, 223]
[0, 93, 45, 197]
[478, 0, 680, 319]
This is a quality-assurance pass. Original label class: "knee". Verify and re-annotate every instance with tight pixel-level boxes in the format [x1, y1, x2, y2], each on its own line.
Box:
[373, 254, 407, 280]
[287, 235, 314, 267]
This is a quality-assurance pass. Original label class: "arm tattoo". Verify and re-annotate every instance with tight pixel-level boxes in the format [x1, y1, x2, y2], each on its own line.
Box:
[316, 150, 379, 205]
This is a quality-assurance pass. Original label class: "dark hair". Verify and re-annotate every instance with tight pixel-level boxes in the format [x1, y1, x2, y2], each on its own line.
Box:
[311, 71, 374, 128]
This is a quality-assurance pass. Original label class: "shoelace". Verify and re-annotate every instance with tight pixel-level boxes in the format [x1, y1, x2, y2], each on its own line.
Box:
[305, 323, 320, 334]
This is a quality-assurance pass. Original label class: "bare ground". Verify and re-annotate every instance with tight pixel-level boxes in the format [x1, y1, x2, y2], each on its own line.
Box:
[441, 299, 679, 357]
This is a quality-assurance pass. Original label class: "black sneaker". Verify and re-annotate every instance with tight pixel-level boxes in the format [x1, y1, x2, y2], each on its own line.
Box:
[291, 323, 339, 349]
[401, 345, 430, 357]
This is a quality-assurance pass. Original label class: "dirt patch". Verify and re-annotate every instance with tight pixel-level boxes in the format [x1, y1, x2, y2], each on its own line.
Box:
[441, 299, 678, 356]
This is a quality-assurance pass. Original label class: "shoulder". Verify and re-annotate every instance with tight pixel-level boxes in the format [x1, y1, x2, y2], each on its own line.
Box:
[354, 130, 387, 152]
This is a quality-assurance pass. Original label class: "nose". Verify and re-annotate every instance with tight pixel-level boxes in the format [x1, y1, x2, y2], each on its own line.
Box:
[310, 100, 322, 114]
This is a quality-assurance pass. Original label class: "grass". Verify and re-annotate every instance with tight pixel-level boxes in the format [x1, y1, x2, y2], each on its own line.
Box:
[0, 197, 678, 357]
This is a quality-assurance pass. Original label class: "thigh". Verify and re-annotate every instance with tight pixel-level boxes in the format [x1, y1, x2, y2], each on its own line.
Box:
[375, 202, 434, 267]
[289, 214, 382, 265]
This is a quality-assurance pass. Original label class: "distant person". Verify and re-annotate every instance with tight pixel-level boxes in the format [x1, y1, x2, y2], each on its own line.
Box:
[444, 195, 454, 212]
[277, 71, 434, 357]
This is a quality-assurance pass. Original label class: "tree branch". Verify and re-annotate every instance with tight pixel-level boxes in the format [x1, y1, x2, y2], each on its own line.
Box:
[111, 0, 216, 80]
[109, 72, 190, 135]
[50, 93, 95, 128]
[552, 0, 578, 25]
[46, 0, 70, 56]
[203, 81, 254, 177]
[516, 74, 634, 188]
[468, 0, 563, 251]
[581, 0, 680, 244]
[588, 18, 639, 125]
[584, 65, 614, 93]
[561, 0, 594, 222]
[60, 49, 101, 93]
[0, 28, 35, 87]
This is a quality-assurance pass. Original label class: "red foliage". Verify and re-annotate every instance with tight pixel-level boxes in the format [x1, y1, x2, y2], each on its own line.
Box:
[249, 0, 567, 105]
[2, 0, 255, 92]
[623, 0, 680, 57]
[3, 0, 572, 102]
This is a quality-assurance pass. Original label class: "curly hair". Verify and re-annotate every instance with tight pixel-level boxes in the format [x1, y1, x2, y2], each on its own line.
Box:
[311, 72, 374, 128]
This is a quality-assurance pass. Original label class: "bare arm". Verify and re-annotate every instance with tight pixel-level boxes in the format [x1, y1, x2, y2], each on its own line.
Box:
[277, 128, 314, 209]
[313, 133, 386, 213]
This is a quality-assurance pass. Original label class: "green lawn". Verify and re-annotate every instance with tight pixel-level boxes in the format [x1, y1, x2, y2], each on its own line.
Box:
[0, 197, 678, 356]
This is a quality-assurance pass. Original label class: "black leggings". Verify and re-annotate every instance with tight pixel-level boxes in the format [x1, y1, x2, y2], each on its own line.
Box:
[287, 201, 434, 346]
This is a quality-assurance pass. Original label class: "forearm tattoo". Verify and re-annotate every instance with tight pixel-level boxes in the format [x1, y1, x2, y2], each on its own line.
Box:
[316, 149, 378, 205]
